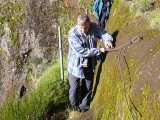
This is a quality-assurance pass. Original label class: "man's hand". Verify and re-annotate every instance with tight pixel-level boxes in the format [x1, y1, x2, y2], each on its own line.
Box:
[105, 41, 113, 49]
[100, 48, 106, 53]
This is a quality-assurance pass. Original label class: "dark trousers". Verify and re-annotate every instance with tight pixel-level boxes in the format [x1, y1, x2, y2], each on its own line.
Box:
[68, 69, 94, 110]
[99, 11, 107, 29]
[99, 7, 110, 29]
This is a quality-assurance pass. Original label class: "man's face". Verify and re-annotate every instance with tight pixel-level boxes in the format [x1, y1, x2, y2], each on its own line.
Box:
[78, 22, 90, 34]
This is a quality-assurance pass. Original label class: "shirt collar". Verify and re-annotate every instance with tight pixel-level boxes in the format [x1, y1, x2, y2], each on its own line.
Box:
[75, 25, 89, 36]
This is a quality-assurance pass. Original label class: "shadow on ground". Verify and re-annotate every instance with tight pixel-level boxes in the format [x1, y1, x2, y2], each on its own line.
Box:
[91, 30, 119, 101]
[43, 101, 68, 120]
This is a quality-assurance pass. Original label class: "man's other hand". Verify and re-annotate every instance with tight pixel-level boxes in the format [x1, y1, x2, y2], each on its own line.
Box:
[105, 41, 113, 49]
[100, 48, 106, 53]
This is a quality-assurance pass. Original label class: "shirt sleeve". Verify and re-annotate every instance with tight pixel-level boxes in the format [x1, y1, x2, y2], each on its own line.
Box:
[94, 25, 113, 43]
[68, 33, 101, 58]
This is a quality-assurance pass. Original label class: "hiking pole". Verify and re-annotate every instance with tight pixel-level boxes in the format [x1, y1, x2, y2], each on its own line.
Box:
[58, 26, 64, 81]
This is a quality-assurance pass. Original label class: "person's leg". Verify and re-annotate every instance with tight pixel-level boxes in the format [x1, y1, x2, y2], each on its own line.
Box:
[68, 73, 80, 107]
[100, 6, 110, 29]
[79, 70, 94, 112]
[98, 12, 103, 28]
[100, 12, 106, 29]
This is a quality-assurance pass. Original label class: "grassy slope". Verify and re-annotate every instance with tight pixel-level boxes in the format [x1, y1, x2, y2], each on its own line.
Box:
[0, 60, 68, 120]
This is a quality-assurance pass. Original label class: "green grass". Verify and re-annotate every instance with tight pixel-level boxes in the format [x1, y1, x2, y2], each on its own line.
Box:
[0, 60, 68, 120]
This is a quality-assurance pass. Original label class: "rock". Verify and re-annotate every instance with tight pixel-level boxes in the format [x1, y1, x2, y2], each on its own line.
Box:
[0, 0, 59, 104]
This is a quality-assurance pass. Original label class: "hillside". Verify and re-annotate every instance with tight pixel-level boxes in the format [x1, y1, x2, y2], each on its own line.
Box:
[0, 0, 160, 119]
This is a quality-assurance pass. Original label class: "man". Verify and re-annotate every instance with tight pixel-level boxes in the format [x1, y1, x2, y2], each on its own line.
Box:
[67, 14, 113, 112]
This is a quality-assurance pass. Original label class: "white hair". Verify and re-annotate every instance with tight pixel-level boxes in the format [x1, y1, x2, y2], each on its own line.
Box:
[77, 14, 90, 26]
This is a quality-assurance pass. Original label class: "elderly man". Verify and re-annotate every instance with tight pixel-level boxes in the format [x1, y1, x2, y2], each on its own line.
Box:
[67, 14, 113, 112]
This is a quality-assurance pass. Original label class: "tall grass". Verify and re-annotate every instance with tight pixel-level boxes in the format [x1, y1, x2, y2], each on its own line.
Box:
[0, 60, 68, 120]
